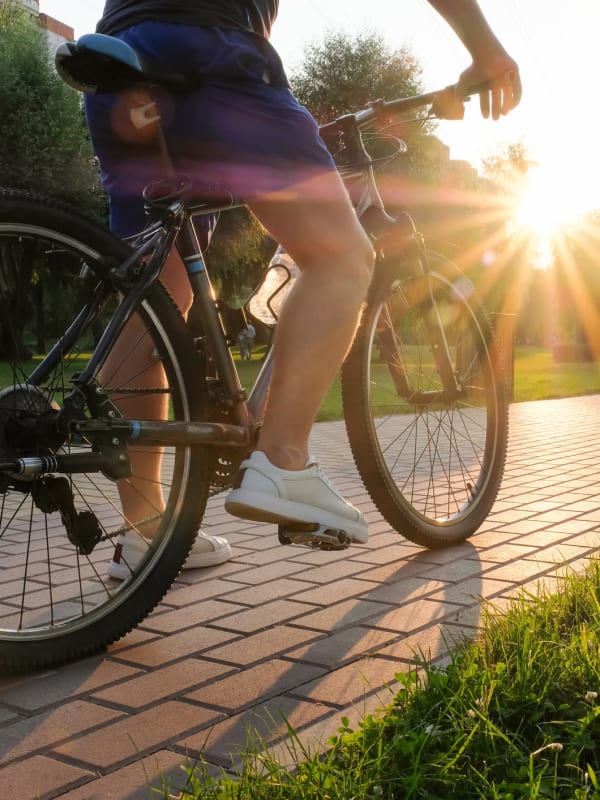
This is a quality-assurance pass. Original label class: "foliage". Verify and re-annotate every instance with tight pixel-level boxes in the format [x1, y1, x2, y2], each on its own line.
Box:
[482, 141, 536, 186]
[290, 29, 424, 123]
[289, 30, 432, 182]
[0, 1, 103, 215]
[207, 208, 275, 305]
[0, 2, 106, 357]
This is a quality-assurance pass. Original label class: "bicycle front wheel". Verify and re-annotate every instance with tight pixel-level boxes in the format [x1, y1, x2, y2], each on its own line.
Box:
[342, 251, 508, 548]
[0, 189, 209, 671]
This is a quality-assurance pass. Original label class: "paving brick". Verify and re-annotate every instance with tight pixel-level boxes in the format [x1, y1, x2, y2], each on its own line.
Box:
[91, 659, 236, 710]
[293, 598, 395, 632]
[180, 696, 335, 766]
[290, 657, 407, 707]
[204, 625, 324, 667]
[216, 559, 308, 585]
[484, 559, 553, 584]
[285, 625, 399, 668]
[0, 700, 123, 765]
[156, 576, 251, 607]
[527, 543, 595, 564]
[0, 755, 92, 800]
[141, 599, 245, 634]
[374, 623, 463, 664]
[217, 576, 317, 606]
[293, 577, 381, 606]
[283, 556, 374, 584]
[111, 626, 238, 668]
[366, 598, 462, 635]
[185, 659, 326, 712]
[1, 659, 140, 713]
[418, 558, 496, 582]
[361, 577, 448, 606]
[55, 750, 194, 800]
[53, 702, 222, 770]
[427, 577, 512, 605]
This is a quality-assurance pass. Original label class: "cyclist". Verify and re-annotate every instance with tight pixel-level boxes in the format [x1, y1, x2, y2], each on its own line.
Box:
[84, 0, 522, 573]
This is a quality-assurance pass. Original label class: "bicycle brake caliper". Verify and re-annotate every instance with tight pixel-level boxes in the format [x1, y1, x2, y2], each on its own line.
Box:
[277, 522, 352, 551]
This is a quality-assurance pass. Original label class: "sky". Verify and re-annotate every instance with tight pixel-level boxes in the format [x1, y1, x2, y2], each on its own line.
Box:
[39, 1, 600, 212]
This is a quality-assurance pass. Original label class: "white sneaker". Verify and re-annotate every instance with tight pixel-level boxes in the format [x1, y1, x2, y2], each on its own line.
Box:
[225, 451, 368, 543]
[107, 530, 232, 580]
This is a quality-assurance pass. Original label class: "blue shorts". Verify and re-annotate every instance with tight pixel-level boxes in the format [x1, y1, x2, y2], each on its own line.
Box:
[84, 23, 336, 238]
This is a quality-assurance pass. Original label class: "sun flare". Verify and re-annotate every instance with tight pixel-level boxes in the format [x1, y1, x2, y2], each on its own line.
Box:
[509, 164, 592, 269]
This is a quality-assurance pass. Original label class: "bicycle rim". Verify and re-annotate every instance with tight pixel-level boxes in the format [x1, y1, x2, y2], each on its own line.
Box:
[343, 251, 508, 548]
[0, 190, 208, 670]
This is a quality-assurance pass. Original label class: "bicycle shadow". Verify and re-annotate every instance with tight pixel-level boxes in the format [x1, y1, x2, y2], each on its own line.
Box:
[169, 529, 486, 779]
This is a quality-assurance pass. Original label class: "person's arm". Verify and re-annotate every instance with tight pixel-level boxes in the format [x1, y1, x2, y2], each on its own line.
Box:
[426, 0, 522, 119]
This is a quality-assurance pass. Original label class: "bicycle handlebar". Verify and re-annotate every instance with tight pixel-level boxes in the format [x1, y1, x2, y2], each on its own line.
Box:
[320, 70, 518, 136]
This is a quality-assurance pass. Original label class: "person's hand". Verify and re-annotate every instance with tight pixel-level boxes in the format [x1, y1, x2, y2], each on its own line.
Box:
[457, 55, 522, 120]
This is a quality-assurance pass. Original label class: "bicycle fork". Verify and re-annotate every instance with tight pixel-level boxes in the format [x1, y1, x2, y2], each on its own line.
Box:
[377, 235, 463, 405]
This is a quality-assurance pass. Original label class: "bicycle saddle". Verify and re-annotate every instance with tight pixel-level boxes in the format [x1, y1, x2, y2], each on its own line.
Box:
[55, 33, 192, 94]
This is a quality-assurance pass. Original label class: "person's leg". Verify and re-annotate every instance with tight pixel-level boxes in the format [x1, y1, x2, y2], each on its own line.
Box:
[100, 250, 192, 527]
[248, 171, 375, 471]
[100, 250, 232, 576]
[225, 172, 374, 543]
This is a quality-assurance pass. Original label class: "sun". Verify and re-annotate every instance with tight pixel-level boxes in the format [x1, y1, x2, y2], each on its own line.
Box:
[510, 163, 592, 269]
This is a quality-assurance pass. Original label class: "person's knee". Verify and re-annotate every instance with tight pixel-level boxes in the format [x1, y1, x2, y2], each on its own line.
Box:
[337, 235, 375, 299]
[311, 229, 374, 290]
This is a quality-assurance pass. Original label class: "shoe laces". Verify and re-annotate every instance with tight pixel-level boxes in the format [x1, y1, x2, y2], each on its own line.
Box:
[308, 458, 343, 499]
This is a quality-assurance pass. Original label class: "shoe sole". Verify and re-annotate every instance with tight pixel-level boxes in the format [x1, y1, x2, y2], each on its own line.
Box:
[225, 489, 368, 543]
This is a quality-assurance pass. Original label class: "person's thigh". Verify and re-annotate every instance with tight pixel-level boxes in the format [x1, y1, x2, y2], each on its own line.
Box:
[249, 171, 373, 275]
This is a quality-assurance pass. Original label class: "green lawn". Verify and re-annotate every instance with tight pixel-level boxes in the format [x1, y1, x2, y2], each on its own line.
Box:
[6, 346, 600, 421]
[242, 345, 600, 420]
[512, 345, 600, 403]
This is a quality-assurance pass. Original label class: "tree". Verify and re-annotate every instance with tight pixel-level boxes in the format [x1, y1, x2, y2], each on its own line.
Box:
[0, 2, 102, 208]
[206, 208, 275, 304]
[0, 2, 105, 358]
[290, 30, 424, 123]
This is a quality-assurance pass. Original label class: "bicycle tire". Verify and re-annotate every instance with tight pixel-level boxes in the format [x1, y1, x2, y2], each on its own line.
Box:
[342, 250, 508, 548]
[0, 188, 210, 671]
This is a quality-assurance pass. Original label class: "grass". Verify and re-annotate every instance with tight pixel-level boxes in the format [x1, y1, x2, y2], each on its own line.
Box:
[8, 345, 600, 419]
[512, 347, 600, 404]
[161, 561, 600, 799]
[236, 346, 600, 421]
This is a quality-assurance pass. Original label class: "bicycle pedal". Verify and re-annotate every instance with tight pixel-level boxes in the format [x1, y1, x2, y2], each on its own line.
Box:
[278, 522, 352, 551]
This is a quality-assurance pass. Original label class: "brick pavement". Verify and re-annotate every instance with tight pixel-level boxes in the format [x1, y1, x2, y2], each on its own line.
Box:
[2, 395, 600, 799]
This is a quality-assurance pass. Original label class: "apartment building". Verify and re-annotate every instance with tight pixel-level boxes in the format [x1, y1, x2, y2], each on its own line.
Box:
[14, 0, 74, 48]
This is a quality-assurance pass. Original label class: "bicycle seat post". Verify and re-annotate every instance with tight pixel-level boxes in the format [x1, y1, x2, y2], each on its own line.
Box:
[177, 216, 250, 427]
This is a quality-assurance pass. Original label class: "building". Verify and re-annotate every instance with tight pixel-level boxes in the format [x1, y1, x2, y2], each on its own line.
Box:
[13, 0, 74, 49]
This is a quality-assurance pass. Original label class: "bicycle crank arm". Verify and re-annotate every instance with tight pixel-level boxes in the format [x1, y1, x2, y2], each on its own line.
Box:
[278, 523, 352, 551]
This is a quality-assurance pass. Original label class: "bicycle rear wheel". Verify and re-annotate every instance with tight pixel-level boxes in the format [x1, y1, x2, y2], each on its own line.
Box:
[342, 251, 508, 548]
[0, 188, 209, 671]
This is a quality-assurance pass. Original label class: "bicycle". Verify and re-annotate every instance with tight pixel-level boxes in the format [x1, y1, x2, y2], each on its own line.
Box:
[0, 34, 508, 671]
